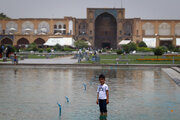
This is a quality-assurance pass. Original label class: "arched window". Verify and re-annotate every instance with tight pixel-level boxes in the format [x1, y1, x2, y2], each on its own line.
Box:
[79, 22, 88, 35]
[123, 22, 132, 36]
[142, 22, 154, 36]
[54, 25, 57, 29]
[159, 23, 171, 36]
[6, 21, 18, 34]
[22, 21, 34, 35]
[175, 23, 180, 36]
[63, 25, 66, 29]
[68, 20, 73, 35]
[54, 22, 66, 35]
[59, 25, 62, 29]
[38, 21, 50, 35]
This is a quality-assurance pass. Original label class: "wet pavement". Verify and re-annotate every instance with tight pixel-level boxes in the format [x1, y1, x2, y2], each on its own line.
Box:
[162, 67, 180, 86]
[0, 56, 77, 64]
[0, 67, 180, 120]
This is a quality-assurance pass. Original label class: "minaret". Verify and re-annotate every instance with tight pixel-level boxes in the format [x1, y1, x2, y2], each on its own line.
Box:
[121, 0, 123, 8]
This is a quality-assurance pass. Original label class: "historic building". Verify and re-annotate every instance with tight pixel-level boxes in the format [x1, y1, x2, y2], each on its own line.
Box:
[0, 8, 180, 48]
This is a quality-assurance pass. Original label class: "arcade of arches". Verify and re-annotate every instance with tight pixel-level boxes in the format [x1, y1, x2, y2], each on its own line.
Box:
[1, 8, 180, 48]
[0, 37, 46, 47]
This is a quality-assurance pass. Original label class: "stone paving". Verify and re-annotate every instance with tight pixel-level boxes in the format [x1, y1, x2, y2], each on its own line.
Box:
[162, 67, 180, 86]
[172, 67, 180, 73]
[0, 56, 77, 64]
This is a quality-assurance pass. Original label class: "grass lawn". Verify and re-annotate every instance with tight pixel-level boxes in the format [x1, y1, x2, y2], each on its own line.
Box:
[81, 54, 180, 64]
[24, 54, 65, 59]
[0, 59, 11, 62]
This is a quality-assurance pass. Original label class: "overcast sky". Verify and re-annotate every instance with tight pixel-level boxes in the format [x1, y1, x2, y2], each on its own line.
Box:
[0, 0, 180, 19]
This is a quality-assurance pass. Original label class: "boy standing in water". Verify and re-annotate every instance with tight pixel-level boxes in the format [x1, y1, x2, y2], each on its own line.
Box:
[96, 74, 109, 117]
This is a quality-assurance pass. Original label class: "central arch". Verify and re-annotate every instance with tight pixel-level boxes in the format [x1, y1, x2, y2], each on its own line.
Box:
[95, 12, 117, 49]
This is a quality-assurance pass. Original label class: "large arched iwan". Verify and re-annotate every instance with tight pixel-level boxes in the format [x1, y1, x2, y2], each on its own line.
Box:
[95, 12, 117, 49]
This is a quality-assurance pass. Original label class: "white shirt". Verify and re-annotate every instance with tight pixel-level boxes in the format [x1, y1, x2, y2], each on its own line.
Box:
[97, 84, 109, 100]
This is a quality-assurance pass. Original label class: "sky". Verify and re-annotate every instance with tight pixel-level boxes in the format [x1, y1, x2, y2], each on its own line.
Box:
[0, 0, 180, 19]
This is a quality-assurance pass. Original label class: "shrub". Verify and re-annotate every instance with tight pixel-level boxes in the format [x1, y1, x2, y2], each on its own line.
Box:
[122, 45, 130, 54]
[154, 47, 164, 57]
[11, 46, 16, 53]
[102, 49, 106, 52]
[137, 47, 152, 52]
[46, 48, 51, 53]
[167, 44, 175, 51]
[138, 41, 147, 47]
[63, 46, 75, 51]
[74, 40, 88, 49]
[54, 44, 63, 51]
[14, 45, 20, 52]
[27, 43, 38, 51]
[116, 49, 123, 55]
[0, 46, 2, 54]
[159, 46, 168, 53]
[38, 48, 43, 53]
[5, 45, 16, 53]
[128, 42, 137, 51]
[173, 47, 180, 52]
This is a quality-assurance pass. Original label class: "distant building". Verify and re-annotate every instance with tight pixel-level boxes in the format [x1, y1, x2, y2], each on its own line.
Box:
[0, 8, 180, 48]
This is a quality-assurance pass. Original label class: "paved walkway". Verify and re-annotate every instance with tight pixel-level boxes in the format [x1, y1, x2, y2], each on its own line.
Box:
[162, 67, 180, 86]
[0, 56, 78, 64]
[172, 67, 180, 73]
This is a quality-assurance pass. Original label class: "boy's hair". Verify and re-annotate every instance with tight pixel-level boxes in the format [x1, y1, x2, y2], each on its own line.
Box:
[99, 74, 105, 80]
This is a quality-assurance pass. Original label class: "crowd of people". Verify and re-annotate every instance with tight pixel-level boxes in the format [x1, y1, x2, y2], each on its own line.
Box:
[77, 48, 102, 63]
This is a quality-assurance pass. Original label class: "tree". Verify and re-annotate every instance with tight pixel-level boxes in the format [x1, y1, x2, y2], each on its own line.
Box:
[46, 48, 51, 53]
[122, 45, 130, 54]
[174, 47, 180, 52]
[54, 44, 63, 51]
[138, 41, 147, 47]
[128, 42, 137, 51]
[167, 44, 175, 51]
[74, 40, 88, 49]
[154, 47, 164, 58]
[159, 46, 168, 53]
[0, 13, 10, 19]
[116, 49, 123, 55]
[27, 43, 38, 51]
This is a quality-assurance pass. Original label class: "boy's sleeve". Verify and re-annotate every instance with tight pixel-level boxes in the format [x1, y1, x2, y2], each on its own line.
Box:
[106, 85, 109, 91]
[97, 86, 99, 92]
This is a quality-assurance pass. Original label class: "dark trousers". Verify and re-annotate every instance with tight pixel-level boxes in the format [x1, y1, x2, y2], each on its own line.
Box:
[99, 99, 107, 112]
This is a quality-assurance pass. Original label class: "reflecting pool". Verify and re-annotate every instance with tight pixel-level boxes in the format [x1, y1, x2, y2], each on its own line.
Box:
[0, 66, 180, 120]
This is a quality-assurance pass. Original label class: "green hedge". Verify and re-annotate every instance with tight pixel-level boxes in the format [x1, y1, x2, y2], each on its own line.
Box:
[137, 47, 153, 52]
[63, 47, 75, 51]
[116, 49, 123, 55]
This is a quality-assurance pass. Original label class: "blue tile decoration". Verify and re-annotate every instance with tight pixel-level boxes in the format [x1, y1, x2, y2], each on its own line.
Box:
[94, 9, 117, 19]
[0, 35, 14, 41]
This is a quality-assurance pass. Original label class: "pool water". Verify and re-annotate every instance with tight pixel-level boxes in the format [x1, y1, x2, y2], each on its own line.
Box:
[0, 66, 180, 120]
